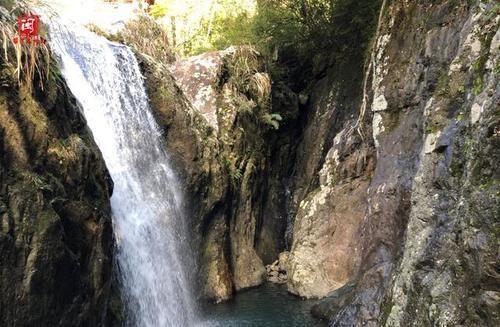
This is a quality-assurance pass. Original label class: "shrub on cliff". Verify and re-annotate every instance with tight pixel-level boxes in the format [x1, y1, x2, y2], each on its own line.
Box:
[146, 0, 382, 86]
[119, 16, 176, 63]
[89, 15, 176, 64]
[252, 0, 382, 88]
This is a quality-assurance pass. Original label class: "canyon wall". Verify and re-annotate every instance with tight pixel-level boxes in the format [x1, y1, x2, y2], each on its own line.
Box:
[2, 0, 493, 325]
[139, 47, 296, 302]
[0, 38, 119, 327]
[144, 1, 499, 326]
[311, 1, 499, 326]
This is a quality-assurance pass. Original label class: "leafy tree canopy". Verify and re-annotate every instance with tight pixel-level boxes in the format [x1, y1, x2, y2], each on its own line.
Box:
[150, 0, 381, 88]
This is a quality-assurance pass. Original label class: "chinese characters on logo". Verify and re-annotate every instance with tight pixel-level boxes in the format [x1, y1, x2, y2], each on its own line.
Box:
[12, 14, 46, 45]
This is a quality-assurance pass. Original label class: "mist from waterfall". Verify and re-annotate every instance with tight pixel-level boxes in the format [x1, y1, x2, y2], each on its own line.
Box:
[48, 21, 197, 327]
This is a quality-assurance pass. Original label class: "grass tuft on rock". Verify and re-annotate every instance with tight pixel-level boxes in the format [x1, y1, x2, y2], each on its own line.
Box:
[0, 0, 52, 92]
[88, 15, 176, 64]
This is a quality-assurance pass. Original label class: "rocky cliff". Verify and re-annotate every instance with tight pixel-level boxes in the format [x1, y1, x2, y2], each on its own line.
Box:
[140, 0, 499, 325]
[0, 6, 118, 326]
[138, 46, 296, 302]
[309, 0, 499, 326]
[4, 0, 494, 325]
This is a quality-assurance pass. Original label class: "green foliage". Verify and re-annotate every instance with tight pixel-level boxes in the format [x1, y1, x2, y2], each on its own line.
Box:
[47, 134, 81, 164]
[122, 16, 176, 63]
[149, 2, 167, 18]
[89, 16, 176, 64]
[221, 46, 271, 112]
[17, 170, 46, 189]
[225, 46, 270, 100]
[252, 0, 330, 58]
[436, 69, 450, 96]
[471, 3, 499, 95]
[150, 0, 256, 56]
[217, 46, 282, 132]
[223, 154, 243, 184]
[252, 0, 382, 86]
[146, 0, 382, 90]
[472, 75, 484, 96]
[206, 12, 255, 52]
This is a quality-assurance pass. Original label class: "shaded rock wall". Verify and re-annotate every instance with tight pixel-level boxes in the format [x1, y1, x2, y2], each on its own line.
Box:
[0, 64, 118, 325]
[139, 20, 375, 304]
[286, 50, 376, 299]
[140, 47, 299, 302]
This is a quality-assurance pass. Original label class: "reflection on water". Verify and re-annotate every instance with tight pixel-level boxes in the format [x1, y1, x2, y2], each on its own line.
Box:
[200, 284, 327, 327]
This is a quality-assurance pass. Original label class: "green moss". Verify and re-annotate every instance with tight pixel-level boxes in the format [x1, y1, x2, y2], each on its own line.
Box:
[463, 138, 474, 155]
[479, 179, 496, 190]
[426, 120, 445, 134]
[18, 170, 45, 189]
[471, 6, 498, 95]
[379, 297, 395, 325]
[472, 74, 484, 95]
[436, 71, 450, 96]
[19, 87, 49, 132]
[12, 169, 55, 193]
[36, 209, 58, 235]
[449, 156, 464, 178]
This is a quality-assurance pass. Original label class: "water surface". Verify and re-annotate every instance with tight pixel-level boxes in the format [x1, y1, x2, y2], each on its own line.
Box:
[201, 284, 327, 327]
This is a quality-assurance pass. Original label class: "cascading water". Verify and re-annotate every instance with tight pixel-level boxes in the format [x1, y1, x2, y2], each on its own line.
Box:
[48, 21, 196, 326]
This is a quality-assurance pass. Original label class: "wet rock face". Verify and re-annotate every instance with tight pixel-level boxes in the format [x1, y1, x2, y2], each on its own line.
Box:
[377, 3, 500, 325]
[0, 78, 117, 325]
[311, 1, 499, 326]
[139, 53, 234, 302]
[142, 47, 293, 301]
[200, 212, 233, 302]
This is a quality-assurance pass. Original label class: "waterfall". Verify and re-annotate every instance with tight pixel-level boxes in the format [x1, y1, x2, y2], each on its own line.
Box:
[48, 21, 197, 326]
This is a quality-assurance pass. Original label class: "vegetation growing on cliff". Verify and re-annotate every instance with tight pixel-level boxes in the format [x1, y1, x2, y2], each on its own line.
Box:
[149, 0, 382, 87]
[254, 0, 381, 79]
[0, 0, 53, 91]
[90, 15, 176, 64]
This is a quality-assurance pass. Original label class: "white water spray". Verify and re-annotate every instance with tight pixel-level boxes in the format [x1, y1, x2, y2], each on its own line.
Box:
[48, 21, 196, 327]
